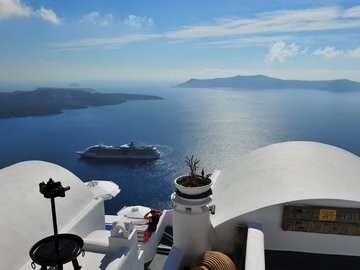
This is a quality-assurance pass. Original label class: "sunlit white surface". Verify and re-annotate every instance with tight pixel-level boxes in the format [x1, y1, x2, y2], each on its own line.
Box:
[0, 161, 105, 270]
[212, 141, 360, 227]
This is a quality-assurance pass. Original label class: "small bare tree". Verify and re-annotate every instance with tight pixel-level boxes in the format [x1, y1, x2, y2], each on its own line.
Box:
[185, 155, 200, 177]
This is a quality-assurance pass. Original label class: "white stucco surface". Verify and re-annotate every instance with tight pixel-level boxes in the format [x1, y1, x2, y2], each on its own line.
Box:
[0, 160, 101, 270]
[211, 141, 360, 227]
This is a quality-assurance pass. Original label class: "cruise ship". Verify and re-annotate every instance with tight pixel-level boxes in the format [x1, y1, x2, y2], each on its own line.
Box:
[2, 141, 360, 270]
[76, 142, 160, 160]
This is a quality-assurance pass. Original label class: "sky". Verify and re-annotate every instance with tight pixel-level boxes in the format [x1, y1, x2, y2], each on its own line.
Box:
[0, 0, 360, 85]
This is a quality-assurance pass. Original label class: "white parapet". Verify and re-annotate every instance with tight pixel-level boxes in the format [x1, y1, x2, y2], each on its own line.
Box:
[82, 223, 144, 270]
[163, 246, 184, 270]
[141, 209, 173, 263]
[245, 226, 265, 270]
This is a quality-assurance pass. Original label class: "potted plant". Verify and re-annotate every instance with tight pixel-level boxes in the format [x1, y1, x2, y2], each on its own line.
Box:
[174, 155, 212, 196]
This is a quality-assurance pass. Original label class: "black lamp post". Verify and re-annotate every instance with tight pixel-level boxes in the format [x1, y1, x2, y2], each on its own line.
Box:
[29, 178, 84, 270]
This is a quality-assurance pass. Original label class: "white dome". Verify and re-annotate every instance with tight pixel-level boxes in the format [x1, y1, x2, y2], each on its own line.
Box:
[211, 141, 360, 227]
[0, 160, 96, 269]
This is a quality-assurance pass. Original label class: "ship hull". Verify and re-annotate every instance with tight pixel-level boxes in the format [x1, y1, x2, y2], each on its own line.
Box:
[76, 143, 160, 160]
[76, 151, 160, 160]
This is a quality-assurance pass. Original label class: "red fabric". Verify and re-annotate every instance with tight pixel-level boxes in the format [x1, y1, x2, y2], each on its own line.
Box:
[144, 229, 153, 243]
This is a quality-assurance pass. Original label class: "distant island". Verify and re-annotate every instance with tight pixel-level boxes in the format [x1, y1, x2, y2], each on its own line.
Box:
[0, 87, 163, 119]
[176, 75, 360, 92]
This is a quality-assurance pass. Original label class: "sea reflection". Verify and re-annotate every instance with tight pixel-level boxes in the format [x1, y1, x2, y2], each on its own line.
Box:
[1, 86, 360, 213]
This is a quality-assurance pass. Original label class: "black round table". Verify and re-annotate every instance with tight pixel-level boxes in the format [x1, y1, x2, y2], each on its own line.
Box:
[29, 234, 83, 270]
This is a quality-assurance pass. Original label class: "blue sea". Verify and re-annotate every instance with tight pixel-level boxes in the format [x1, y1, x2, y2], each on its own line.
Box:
[1, 84, 360, 214]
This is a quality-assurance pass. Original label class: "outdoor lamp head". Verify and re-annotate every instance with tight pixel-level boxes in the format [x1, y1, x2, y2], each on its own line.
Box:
[39, 178, 70, 199]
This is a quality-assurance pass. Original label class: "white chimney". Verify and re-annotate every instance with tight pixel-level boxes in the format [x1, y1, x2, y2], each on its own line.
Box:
[171, 185, 213, 267]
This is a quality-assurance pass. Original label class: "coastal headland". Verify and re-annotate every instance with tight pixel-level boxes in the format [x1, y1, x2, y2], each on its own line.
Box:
[0, 87, 163, 119]
[176, 75, 360, 92]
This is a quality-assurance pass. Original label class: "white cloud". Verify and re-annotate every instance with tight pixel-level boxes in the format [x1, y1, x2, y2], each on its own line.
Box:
[300, 47, 308, 55]
[347, 47, 360, 57]
[48, 5, 360, 50]
[123, 15, 154, 28]
[344, 6, 360, 17]
[0, 0, 60, 24]
[79, 13, 153, 28]
[50, 34, 162, 50]
[37, 7, 61, 25]
[0, 0, 31, 19]
[80, 12, 113, 26]
[165, 6, 360, 40]
[312, 46, 360, 58]
[199, 35, 291, 48]
[266, 41, 300, 62]
[80, 12, 99, 23]
[313, 46, 343, 58]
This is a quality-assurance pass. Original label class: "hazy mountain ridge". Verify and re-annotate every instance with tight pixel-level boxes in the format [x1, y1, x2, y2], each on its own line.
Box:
[176, 75, 360, 92]
[0, 87, 163, 119]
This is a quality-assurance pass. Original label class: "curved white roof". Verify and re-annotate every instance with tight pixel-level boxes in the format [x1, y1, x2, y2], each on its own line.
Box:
[0, 160, 95, 270]
[211, 141, 360, 227]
